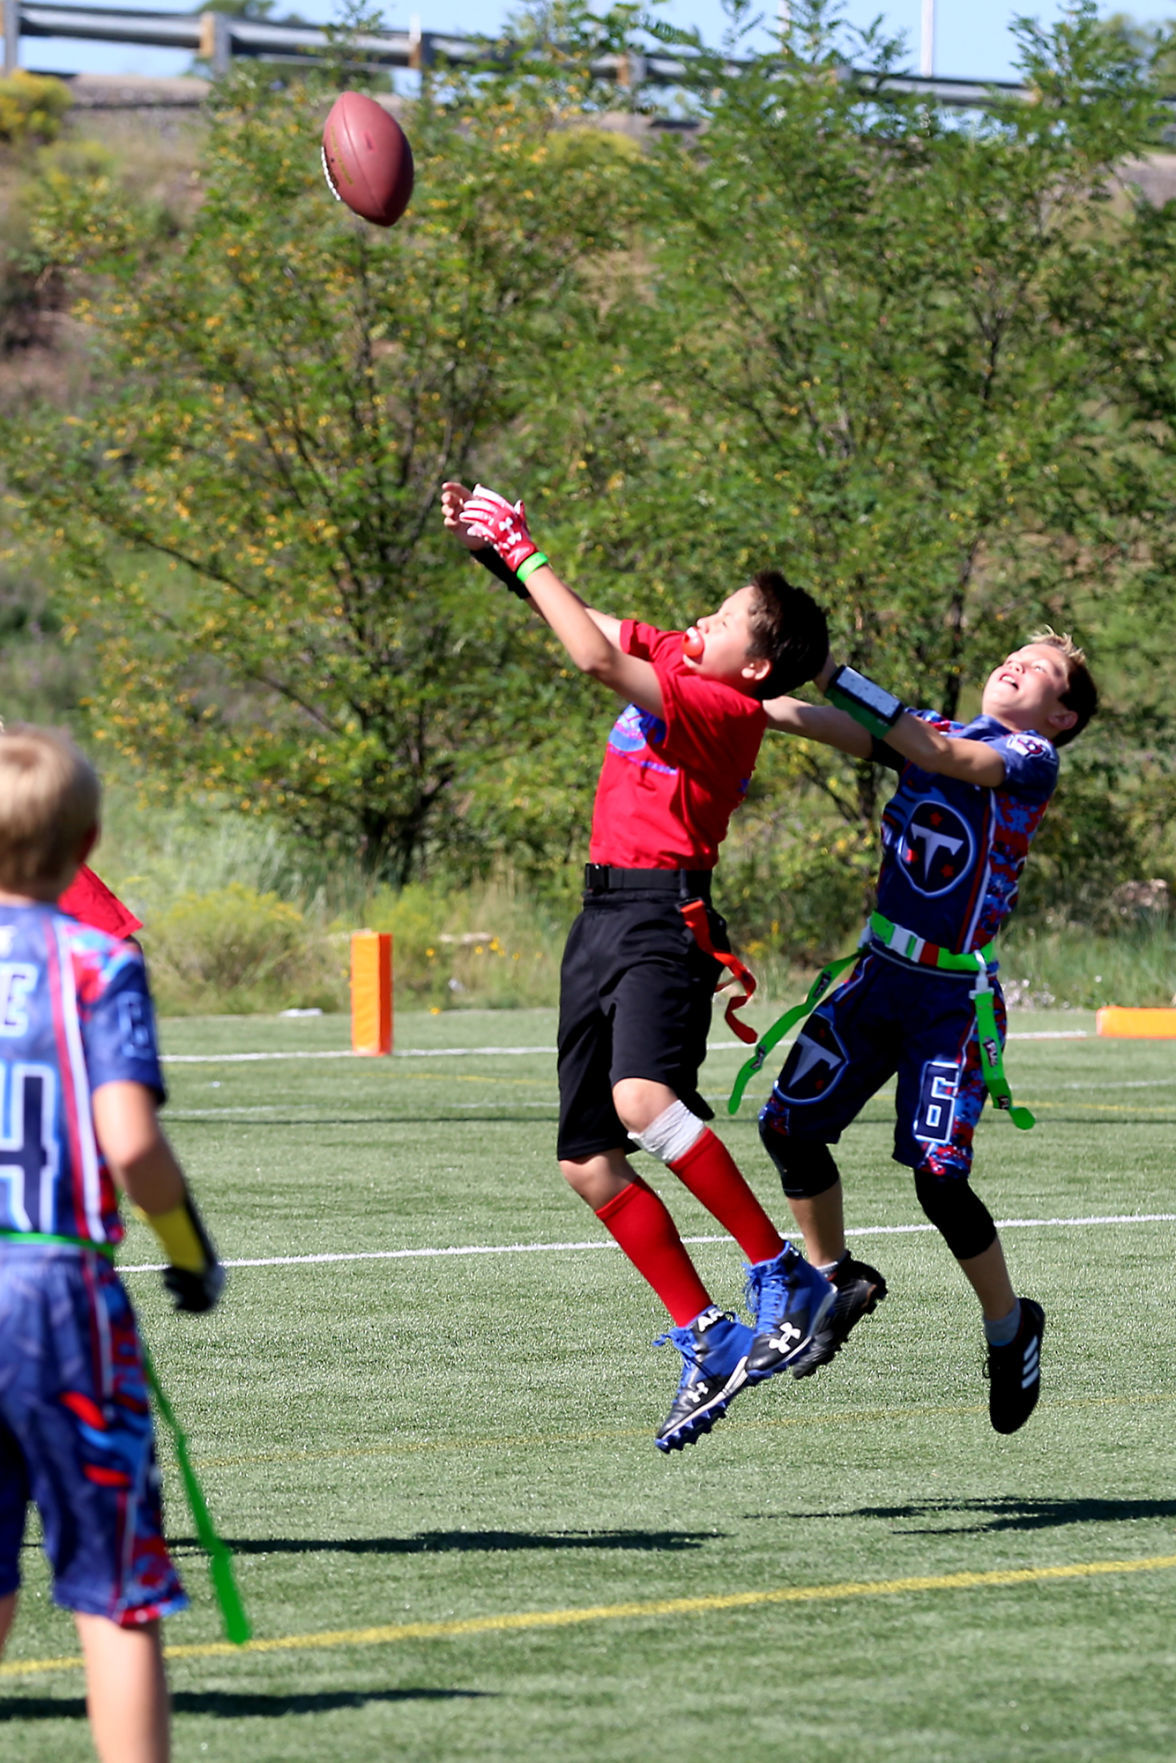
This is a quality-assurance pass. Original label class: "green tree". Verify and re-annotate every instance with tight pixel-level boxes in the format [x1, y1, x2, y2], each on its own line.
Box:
[590, 0, 1176, 938]
[0, 71, 70, 147]
[1099, 10, 1176, 92]
[2, 30, 643, 884]
[4, 0, 1175, 934]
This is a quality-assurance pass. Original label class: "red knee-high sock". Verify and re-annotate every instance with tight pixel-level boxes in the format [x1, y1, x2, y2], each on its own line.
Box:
[595, 1179, 712, 1327]
[669, 1128, 785, 1265]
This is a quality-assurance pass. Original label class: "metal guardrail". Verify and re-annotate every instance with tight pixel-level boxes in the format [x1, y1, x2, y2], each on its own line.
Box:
[0, 0, 1038, 103]
[1, 2, 744, 84]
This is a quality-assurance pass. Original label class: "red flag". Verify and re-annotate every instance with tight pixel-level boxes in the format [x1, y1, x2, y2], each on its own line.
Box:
[59, 865, 143, 940]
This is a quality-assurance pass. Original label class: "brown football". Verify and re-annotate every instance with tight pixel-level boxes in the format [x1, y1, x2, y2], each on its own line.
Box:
[321, 91, 414, 228]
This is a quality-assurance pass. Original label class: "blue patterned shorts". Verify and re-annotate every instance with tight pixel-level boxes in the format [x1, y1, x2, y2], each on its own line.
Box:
[0, 1245, 186, 1625]
[760, 948, 1004, 1179]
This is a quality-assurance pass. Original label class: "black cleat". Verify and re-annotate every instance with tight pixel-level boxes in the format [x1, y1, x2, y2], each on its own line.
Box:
[985, 1297, 1045, 1434]
[788, 1253, 889, 1382]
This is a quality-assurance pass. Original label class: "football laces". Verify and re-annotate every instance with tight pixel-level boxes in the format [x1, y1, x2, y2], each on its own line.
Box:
[320, 145, 342, 202]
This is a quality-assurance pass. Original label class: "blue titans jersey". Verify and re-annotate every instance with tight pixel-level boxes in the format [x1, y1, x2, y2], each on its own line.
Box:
[875, 713, 1058, 953]
[0, 905, 164, 1247]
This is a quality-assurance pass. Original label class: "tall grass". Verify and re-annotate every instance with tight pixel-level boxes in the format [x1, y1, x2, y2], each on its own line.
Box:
[94, 791, 575, 1014]
[86, 788, 1176, 1017]
[998, 921, 1176, 1011]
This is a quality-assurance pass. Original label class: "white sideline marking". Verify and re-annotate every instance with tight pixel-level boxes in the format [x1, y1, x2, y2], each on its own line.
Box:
[119, 1211, 1176, 1276]
[160, 1028, 1092, 1065]
[161, 1047, 554, 1065]
[166, 1101, 560, 1118]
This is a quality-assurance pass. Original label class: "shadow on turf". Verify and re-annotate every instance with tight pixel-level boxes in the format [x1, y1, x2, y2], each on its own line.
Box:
[794, 1495, 1176, 1535]
[1, 1687, 490, 1722]
[172, 1527, 716, 1555]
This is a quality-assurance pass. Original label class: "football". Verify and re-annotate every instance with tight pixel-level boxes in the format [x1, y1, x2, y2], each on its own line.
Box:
[321, 91, 414, 228]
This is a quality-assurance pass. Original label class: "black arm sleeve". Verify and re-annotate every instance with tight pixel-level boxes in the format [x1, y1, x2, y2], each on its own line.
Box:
[870, 737, 905, 774]
[471, 545, 530, 601]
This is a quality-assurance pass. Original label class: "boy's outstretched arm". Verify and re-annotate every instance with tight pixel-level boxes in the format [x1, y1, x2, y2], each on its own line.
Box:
[884, 713, 1006, 785]
[92, 1081, 224, 1313]
[762, 693, 874, 758]
[812, 653, 1007, 786]
[452, 483, 664, 718]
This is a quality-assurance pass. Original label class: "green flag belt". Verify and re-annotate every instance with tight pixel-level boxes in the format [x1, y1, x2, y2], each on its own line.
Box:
[140, 1340, 252, 1644]
[728, 910, 1035, 1131]
[727, 950, 859, 1115]
[0, 1228, 250, 1644]
[0, 1228, 116, 1255]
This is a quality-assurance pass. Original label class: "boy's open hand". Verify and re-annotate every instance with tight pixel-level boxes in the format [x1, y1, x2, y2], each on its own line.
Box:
[441, 480, 486, 552]
[462, 484, 539, 574]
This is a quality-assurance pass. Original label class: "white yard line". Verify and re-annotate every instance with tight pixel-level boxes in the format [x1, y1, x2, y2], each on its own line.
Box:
[119, 1210, 1176, 1275]
[161, 1028, 1093, 1066]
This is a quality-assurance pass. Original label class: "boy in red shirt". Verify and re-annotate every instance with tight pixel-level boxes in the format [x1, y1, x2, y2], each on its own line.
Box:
[444, 482, 884, 1450]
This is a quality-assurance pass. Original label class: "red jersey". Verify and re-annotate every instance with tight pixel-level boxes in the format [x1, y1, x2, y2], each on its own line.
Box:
[59, 865, 143, 940]
[588, 621, 767, 870]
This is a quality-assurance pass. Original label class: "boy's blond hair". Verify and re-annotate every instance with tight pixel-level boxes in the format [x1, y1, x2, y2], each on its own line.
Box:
[0, 725, 100, 895]
[1026, 626, 1098, 748]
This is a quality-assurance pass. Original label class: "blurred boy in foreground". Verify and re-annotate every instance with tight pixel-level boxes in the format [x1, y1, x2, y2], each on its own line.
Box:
[0, 725, 222, 1762]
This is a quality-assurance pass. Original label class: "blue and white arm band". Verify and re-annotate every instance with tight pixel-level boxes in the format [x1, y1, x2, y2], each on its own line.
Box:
[825, 664, 905, 741]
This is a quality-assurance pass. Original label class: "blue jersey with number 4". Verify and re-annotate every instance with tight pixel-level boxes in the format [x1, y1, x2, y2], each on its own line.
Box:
[0, 904, 164, 1247]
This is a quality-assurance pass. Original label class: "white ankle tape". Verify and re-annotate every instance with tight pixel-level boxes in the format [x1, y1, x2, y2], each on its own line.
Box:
[630, 1101, 706, 1165]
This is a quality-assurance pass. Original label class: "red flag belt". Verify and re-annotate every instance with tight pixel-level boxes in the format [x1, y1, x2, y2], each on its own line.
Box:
[679, 899, 759, 1045]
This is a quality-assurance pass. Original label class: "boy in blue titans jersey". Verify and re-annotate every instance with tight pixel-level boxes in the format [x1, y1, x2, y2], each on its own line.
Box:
[761, 633, 1098, 1434]
[0, 726, 223, 1763]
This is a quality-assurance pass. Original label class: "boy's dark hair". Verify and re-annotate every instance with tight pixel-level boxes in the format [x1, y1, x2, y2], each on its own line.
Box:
[1027, 627, 1098, 748]
[746, 569, 829, 700]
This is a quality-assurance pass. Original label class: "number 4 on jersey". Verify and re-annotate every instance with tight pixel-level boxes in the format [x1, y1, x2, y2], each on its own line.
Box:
[0, 1064, 59, 1232]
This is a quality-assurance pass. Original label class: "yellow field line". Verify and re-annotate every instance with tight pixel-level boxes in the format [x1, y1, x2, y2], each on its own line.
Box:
[5, 1553, 1176, 1679]
[1028, 1100, 1176, 1117]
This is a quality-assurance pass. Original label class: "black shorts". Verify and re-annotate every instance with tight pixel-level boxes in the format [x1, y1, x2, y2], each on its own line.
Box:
[555, 886, 728, 1162]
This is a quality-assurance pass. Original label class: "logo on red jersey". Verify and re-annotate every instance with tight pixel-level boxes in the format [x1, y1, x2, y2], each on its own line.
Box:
[608, 702, 667, 755]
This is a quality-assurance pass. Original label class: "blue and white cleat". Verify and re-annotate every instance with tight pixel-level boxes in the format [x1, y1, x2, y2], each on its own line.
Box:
[744, 1244, 841, 1381]
[653, 1306, 754, 1452]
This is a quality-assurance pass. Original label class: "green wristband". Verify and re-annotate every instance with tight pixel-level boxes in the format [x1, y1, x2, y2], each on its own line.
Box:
[515, 552, 549, 584]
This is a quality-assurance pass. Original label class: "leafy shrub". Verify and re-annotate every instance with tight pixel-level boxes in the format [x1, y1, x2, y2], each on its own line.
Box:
[721, 834, 875, 964]
[0, 73, 70, 147]
[142, 882, 347, 1015]
[359, 876, 568, 1009]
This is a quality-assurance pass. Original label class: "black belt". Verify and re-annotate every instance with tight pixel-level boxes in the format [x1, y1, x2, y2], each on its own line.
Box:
[583, 863, 712, 899]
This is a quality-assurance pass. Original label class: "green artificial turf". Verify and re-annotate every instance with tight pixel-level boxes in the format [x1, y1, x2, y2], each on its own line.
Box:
[3, 1008, 1174, 1761]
